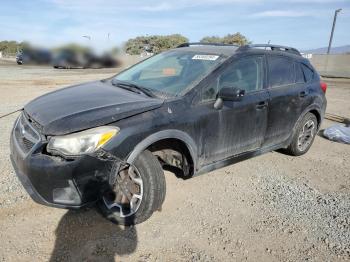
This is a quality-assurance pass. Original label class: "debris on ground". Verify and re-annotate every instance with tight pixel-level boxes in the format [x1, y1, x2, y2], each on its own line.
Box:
[323, 119, 350, 144]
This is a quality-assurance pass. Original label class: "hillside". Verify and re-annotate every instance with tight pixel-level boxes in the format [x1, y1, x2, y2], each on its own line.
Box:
[303, 45, 350, 54]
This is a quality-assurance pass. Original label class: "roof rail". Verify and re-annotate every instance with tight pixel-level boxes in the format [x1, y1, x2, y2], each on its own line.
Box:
[239, 44, 301, 56]
[177, 42, 239, 48]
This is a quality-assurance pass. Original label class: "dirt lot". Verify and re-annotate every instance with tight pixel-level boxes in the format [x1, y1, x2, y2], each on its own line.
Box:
[0, 59, 349, 262]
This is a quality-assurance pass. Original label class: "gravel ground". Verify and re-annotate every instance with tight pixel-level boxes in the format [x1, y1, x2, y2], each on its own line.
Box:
[0, 59, 349, 261]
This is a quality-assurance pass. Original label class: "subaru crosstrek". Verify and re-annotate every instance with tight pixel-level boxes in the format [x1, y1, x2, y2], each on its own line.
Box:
[10, 43, 327, 225]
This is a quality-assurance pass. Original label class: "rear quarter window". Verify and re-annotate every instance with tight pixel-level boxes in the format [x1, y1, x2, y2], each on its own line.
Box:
[301, 64, 315, 82]
[268, 56, 295, 88]
[295, 62, 305, 83]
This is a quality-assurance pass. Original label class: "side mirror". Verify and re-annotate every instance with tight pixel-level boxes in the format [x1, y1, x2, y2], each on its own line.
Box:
[219, 87, 245, 101]
[214, 87, 245, 110]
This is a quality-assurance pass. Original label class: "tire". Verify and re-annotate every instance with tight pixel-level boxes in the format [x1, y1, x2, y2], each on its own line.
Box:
[98, 150, 166, 225]
[285, 112, 318, 156]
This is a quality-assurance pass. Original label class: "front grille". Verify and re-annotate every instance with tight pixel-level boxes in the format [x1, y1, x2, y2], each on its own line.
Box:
[14, 113, 40, 154]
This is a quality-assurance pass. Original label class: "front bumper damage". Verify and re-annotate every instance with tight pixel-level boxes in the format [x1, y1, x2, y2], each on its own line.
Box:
[10, 117, 123, 209]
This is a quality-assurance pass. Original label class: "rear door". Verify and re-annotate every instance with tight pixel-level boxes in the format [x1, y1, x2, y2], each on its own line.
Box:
[193, 55, 269, 166]
[263, 55, 307, 147]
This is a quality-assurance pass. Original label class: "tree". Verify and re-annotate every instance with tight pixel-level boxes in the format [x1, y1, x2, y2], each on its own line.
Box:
[124, 34, 189, 55]
[200, 33, 250, 46]
[200, 36, 222, 44]
[0, 41, 30, 56]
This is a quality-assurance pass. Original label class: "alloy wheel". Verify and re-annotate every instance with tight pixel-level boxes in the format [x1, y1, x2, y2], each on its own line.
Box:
[297, 120, 316, 152]
[103, 165, 143, 218]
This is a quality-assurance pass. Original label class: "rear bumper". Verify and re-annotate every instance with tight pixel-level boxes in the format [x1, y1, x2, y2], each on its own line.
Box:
[10, 128, 116, 209]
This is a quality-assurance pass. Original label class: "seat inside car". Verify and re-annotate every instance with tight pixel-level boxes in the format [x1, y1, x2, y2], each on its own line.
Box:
[220, 68, 250, 91]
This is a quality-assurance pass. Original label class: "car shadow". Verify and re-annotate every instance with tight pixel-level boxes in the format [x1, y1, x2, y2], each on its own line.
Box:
[317, 129, 327, 139]
[49, 208, 137, 262]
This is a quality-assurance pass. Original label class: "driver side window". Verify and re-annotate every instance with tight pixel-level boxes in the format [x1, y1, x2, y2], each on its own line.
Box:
[201, 56, 264, 102]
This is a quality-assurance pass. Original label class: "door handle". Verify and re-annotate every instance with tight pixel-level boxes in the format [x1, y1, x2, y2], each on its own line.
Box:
[299, 91, 308, 97]
[256, 101, 268, 109]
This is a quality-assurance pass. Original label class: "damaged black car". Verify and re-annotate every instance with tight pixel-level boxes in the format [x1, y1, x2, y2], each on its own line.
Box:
[10, 43, 327, 225]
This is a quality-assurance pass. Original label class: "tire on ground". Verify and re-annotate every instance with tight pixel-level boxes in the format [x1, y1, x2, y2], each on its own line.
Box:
[98, 150, 166, 225]
[285, 112, 318, 156]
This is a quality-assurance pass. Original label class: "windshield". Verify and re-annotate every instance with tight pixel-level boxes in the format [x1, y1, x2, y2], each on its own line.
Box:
[113, 50, 225, 97]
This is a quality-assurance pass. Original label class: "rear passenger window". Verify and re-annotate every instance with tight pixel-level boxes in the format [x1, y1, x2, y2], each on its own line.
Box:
[295, 63, 305, 83]
[301, 64, 314, 82]
[268, 56, 295, 87]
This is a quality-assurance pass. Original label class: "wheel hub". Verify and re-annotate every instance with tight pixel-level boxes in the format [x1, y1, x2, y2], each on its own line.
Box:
[103, 165, 143, 218]
[297, 120, 315, 152]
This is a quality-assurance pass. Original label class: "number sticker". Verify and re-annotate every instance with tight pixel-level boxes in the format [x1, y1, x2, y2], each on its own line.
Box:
[192, 55, 219, 61]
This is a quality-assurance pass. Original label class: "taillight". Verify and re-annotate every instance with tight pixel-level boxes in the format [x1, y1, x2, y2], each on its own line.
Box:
[320, 82, 327, 93]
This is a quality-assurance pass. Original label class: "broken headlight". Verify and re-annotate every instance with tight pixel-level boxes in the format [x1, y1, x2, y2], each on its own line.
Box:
[47, 126, 119, 156]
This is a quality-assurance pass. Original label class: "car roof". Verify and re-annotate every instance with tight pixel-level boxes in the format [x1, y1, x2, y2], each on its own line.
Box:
[242, 48, 308, 62]
[172, 45, 239, 57]
[174, 43, 305, 61]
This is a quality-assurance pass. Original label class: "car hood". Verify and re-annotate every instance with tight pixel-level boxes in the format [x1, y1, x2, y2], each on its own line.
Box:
[24, 80, 164, 136]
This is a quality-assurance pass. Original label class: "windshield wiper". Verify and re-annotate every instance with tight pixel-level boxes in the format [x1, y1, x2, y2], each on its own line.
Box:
[112, 80, 156, 98]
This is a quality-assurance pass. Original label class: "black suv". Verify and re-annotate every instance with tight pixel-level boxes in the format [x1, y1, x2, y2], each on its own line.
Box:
[10, 43, 327, 225]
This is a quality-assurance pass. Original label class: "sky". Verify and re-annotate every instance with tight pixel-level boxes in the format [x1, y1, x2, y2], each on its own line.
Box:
[0, 0, 349, 51]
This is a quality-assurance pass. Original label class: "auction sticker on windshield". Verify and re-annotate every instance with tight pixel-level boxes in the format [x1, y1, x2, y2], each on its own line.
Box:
[192, 54, 219, 61]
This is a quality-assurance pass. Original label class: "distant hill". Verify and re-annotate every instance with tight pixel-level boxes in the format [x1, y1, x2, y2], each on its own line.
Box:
[302, 45, 350, 54]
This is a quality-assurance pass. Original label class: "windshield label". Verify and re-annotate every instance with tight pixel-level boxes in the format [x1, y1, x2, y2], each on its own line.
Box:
[192, 54, 219, 61]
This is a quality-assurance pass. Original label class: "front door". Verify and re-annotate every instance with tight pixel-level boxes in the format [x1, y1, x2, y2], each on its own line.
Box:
[194, 55, 269, 166]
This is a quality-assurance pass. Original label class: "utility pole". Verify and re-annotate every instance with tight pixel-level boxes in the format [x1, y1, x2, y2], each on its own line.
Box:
[327, 8, 342, 54]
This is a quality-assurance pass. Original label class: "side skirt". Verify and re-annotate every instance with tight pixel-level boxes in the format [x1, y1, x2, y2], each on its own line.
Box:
[194, 140, 289, 177]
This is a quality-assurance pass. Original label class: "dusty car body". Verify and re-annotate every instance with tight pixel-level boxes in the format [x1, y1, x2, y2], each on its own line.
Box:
[10, 43, 327, 225]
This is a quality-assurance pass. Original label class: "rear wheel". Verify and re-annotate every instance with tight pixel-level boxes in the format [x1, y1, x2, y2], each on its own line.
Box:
[99, 150, 166, 225]
[285, 112, 318, 156]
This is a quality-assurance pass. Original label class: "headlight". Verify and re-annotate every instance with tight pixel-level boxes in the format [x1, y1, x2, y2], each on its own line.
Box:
[47, 126, 119, 156]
